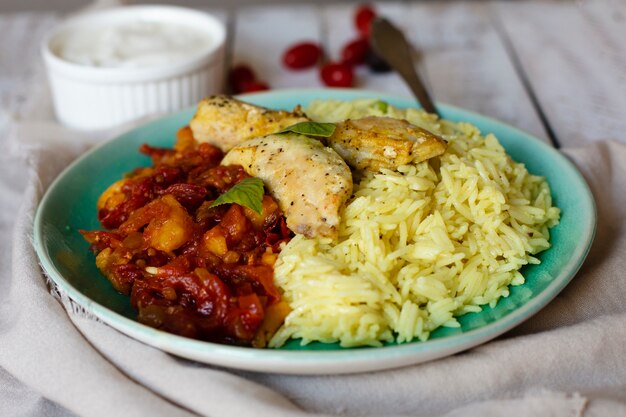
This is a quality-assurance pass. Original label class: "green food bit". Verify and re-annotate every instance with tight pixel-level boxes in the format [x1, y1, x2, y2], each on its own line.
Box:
[374, 100, 389, 113]
[208, 177, 265, 214]
[277, 121, 336, 138]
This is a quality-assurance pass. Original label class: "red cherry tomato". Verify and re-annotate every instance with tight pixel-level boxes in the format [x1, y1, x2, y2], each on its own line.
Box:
[240, 80, 270, 93]
[341, 38, 370, 66]
[229, 65, 256, 93]
[355, 4, 376, 36]
[320, 63, 354, 87]
[283, 42, 323, 70]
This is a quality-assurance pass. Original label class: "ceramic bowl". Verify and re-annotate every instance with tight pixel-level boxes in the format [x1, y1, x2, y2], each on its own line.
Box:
[41, 5, 226, 130]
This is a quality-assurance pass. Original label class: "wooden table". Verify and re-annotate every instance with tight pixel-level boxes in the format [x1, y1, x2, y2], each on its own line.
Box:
[1, 0, 625, 149]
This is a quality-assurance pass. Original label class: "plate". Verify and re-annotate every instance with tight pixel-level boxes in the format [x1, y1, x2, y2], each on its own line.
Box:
[34, 89, 596, 374]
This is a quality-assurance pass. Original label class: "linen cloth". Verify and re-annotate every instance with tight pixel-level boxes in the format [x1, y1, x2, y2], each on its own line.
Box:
[2, 112, 626, 417]
[3, 0, 626, 414]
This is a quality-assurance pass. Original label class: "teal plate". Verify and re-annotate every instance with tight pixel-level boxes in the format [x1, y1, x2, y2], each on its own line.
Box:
[34, 89, 596, 374]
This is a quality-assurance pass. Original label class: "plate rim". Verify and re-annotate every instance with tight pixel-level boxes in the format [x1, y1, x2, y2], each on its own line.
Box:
[33, 88, 597, 374]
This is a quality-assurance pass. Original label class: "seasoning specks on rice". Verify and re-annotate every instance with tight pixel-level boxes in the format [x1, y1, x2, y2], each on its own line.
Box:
[269, 99, 560, 348]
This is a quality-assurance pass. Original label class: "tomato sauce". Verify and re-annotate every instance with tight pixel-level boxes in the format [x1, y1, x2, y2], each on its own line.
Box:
[81, 127, 292, 347]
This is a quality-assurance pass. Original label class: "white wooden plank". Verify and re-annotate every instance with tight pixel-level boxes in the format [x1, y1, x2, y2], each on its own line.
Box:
[322, 2, 413, 97]
[578, 0, 626, 50]
[407, 1, 549, 142]
[0, 13, 59, 120]
[495, 0, 626, 146]
[231, 5, 323, 90]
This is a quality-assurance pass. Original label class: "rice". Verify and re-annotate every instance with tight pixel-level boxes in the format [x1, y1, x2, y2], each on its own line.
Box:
[269, 99, 560, 348]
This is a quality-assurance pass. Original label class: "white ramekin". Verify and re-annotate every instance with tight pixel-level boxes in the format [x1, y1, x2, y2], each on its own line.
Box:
[42, 5, 226, 130]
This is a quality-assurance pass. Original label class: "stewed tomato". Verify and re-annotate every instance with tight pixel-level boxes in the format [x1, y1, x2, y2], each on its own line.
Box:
[81, 127, 292, 346]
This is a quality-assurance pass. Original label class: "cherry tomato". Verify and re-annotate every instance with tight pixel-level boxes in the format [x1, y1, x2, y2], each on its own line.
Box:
[229, 65, 256, 93]
[355, 4, 376, 36]
[240, 80, 270, 93]
[320, 63, 354, 87]
[283, 42, 323, 69]
[341, 38, 370, 66]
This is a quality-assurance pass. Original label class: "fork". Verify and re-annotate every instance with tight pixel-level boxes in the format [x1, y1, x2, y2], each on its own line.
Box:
[370, 17, 441, 118]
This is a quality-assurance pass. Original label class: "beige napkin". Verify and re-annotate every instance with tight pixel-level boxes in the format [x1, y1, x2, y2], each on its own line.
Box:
[1, 113, 626, 417]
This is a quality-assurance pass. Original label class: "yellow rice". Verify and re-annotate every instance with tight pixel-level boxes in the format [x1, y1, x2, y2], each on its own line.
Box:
[269, 99, 560, 348]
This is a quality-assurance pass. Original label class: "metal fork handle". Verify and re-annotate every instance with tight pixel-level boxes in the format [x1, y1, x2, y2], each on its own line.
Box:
[370, 17, 440, 117]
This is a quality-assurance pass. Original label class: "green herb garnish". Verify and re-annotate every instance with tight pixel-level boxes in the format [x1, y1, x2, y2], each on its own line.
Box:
[208, 177, 264, 214]
[374, 100, 389, 113]
[277, 121, 336, 138]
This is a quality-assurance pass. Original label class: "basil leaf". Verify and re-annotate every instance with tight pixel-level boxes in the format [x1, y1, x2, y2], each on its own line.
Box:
[277, 121, 336, 138]
[374, 100, 388, 113]
[208, 177, 264, 214]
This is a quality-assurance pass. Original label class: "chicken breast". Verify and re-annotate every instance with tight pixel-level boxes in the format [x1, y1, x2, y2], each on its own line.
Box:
[327, 116, 447, 172]
[190, 95, 309, 152]
[221, 133, 352, 239]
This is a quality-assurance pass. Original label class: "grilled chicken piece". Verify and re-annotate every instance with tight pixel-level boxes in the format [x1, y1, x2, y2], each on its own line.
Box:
[190, 95, 309, 152]
[222, 133, 352, 239]
[327, 116, 447, 172]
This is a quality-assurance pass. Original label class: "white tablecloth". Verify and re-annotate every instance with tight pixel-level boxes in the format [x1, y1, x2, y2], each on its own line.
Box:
[1, 111, 626, 417]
